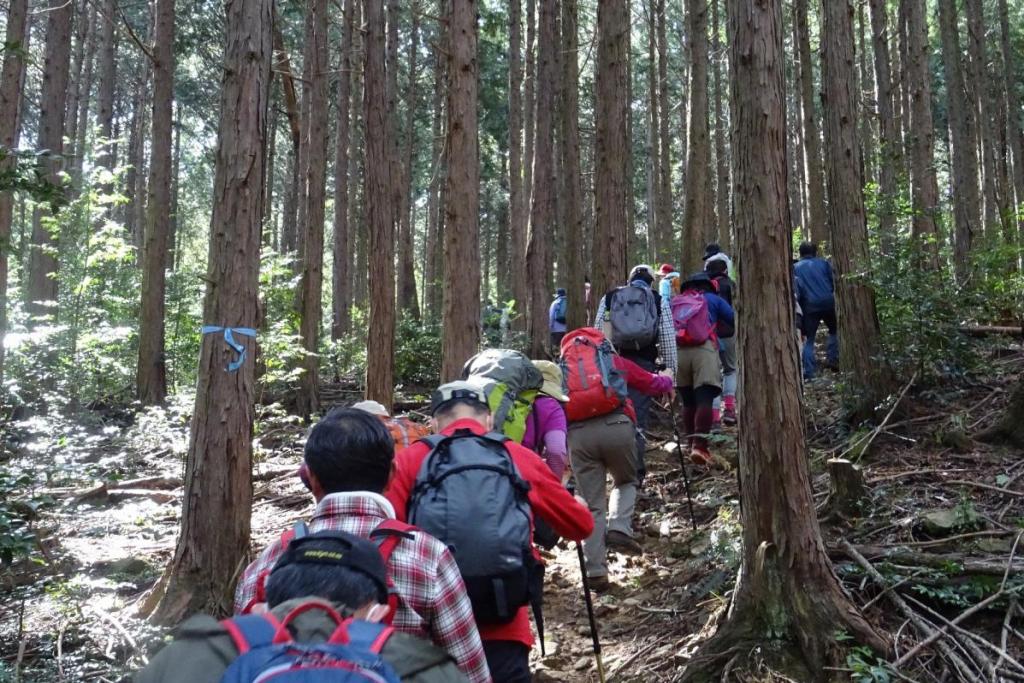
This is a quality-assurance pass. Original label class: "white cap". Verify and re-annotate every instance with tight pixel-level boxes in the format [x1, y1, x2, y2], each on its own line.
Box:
[351, 400, 390, 417]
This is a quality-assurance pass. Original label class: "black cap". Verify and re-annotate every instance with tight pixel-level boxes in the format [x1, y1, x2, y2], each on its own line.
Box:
[271, 530, 389, 604]
[703, 243, 722, 261]
[683, 271, 714, 291]
[555, 288, 567, 297]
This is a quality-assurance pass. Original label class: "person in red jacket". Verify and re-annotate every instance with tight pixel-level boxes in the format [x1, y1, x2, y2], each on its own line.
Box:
[386, 381, 595, 683]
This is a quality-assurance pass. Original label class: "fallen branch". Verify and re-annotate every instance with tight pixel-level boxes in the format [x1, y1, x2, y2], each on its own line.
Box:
[868, 468, 968, 484]
[841, 372, 918, 462]
[893, 589, 1013, 668]
[829, 543, 1024, 576]
[947, 479, 1024, 499]
[958, 325, 1023, 337]
[108, 476, 181, 491]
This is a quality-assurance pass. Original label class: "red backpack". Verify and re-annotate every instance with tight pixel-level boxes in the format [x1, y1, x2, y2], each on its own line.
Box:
[559, 328, 630, 422]
[671, 291, 714, 346]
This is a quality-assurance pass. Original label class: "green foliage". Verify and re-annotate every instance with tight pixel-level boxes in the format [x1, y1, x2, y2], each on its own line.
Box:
[257, 250, 306, 398]
[0, 465, 48, 567]
[845, 645, 893, 683]
[0, 148, 67, 214]
[394, 317, 442, 387]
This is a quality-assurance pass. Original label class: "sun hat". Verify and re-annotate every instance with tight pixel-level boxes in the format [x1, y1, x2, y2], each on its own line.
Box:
[532, 360, 569, 403]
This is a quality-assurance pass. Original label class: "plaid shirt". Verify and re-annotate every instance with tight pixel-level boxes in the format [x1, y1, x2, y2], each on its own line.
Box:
[592, 287, 678, 371]
[234, 492, 491, 683]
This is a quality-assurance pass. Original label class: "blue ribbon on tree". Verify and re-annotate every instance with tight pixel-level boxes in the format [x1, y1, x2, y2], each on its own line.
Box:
[201, 326, 258, 372]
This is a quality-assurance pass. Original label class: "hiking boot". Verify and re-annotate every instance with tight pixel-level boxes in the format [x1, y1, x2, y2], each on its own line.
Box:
[722, 406, 737, 426]
[606, 530, 643, 556]
[588, 574, 612, 592]
[690, 445, 714, 466]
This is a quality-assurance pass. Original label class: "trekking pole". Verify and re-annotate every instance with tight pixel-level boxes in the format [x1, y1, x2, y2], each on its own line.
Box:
[575, 540, 607, 683]
[668, 397, 699, 531]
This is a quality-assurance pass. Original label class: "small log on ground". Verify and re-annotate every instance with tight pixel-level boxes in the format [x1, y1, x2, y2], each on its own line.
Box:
[958, 325, 1023, 337]
[107, 489, 180, 505]
[828, 543, 1024, 576]
[72, 483, 108, 504]
[109, 476, 181, 490]
[828, 458, 867, 515]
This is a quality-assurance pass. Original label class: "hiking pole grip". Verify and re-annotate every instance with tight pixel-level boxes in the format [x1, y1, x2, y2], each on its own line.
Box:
[670, 398, 699, 531]
[575, 541, 606, 683]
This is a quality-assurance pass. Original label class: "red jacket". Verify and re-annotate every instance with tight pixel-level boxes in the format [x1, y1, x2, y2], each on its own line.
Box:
[385, 418, 595, 649]
[612, 355, 674, 422]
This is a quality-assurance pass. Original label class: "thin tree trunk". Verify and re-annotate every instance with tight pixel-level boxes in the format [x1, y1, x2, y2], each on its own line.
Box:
[71, 7, 97, 191]
[795, 0, 826, 245]
[153, 0, 270, 623]
[136, 0, 176, 405]
[656, 0, 672, 256]
[938, 0, 980, 280]
[592, 0, 630, 299]
[965, 0, 1000, 241]
[857, 2, 876, 190]
[712, 0, 729, 250]
[332, 0, 356, 339]
[526, 0, 556, 359]
[523, 0, 536, 251]
[561, 0, 585, 332]
[364, 0, 397, 406]
[397, 5, 421, 320]
[682, 0, 713, 272]
[96, 0, 117, 168]
[425, 46, 444, 319]
[27, 0, 75, 323]
[0, 0, 30, 382]
[508, 0, 528, 323]
[999, 0, 1024, 254]
[64, 3, 91, 191]
[791, 3, 811, 236]
[869, 0, 903, 253]
[440, 0, 481, 381]
[645, 1, 660, 256]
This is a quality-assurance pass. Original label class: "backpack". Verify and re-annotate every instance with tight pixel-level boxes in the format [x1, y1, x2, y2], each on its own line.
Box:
[671, 291, 714, 347]
[553, 296, 567, 324]
[607, 285, 659, 351]
[407, 430, 539, 625]
[559, 328, 630, 422]
[382, 416, 431, 450]
[219, 603, 401, 683]
[461, 349, 544, 443]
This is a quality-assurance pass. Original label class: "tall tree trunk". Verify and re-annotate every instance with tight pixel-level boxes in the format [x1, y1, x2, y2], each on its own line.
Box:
[64, 3, 91, 191]
[937, 0, 980, 280]
[682, 0, 713, 272]
[332, 0, 356, 340]
[790, 4, 811, 236]
[869, 0, 903, 253]
[681, 0, 889, 674]
[71, 7, 97, 191]
[592, 0, 630, 299]
[26, 0, 75, 323]
[561, 0, 585, 332]
[508, 0, 528, 322]
[136, 0, 176, 405]
[822, 0, 890, 403]
[397, 6, 421, 320]
[794, 0, 826, 245]
[523, 0, 536, 251]
[857, 3, 876, 190]
[425, 46, 444, 319]
[656, 0, 673, 256]
[364, 0, 397, 406]
[0, 0, 30, 382]
[440, 0, 481, 381]
[296, 0, 330, 419]
[645, 2, 660, 255]
[152, 0, 270, 623]
[526, 0, 555, 359]
[998, 0, 1024, 253]
[965, 0, 1000, 241]
[124, 78, 149, 250]
[272, 15, 302, 254]
[712, 0, 730, 250]
[905, 0, 942, 266]
[96, 0, 117, 169]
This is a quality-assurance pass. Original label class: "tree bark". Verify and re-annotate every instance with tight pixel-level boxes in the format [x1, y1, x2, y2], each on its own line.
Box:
[682, 0, 713, 273]
[592, 0, 630, 300]
[440, 0, 481, 381]
[977, 379, 1024, 448]
[645, 2, 660, 256]
[153, 0, 270, 623]
[364, 0, 397, 406]
[523, 0, 536, 256]
[965, 0, 1001, 241]
[526, 0, 556, 359]
[26, 0, 75, 323]
[868, 0, 903, 253]
[332, 0, 356, 340]
[794, 0, 826, 245]
[508, 0, 528, 321]
[857, 3, 875, 190]
[397, 6, 421, 320]
[998, 0, 1024, 252]
[656, 0, 673, 256]
[822, 0, 890, 405]
[425, 44, 444, 319]
[561, 0, 585, 332]
[64, 3, 91, 191]
[0, 0, 30, 382]
[937, 0, 980, 280]
[712, 0, 729, 251]
[296, 0, 330, 419]
[136, 0, 176, 405]
[683, 1, 889, 675]
[96, 0, 118, 168]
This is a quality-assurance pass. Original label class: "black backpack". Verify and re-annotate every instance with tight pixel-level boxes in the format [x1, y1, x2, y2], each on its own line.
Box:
[407, 430, 540, 625]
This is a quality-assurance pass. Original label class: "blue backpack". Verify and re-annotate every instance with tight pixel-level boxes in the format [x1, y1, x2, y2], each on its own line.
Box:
[219, 603, 401, 683]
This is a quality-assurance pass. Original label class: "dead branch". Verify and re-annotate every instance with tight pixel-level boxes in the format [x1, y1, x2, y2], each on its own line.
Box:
[947, 479, 1024, 499]
[829, 544, 1024, 576]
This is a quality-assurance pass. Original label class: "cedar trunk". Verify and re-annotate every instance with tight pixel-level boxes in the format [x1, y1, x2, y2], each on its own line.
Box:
[682, 1, 889, 677]
[332, 0, 356, 340]
[794, 0, 826, 244]
[561, 0, 585, 332]
[712, 0, 729, 250]
[978, 378, 1024, 448]
[682, 0, 712, 273]
[440, 0, 481, 381]
[397, 7, 422, 320]
[998, 0, 1024, 252]
[508, 0, 528, 319]
[96, 0, 118, 167]
[965, 0, 1001, 241]
[656, 0, 673, 255]
[0, 0, 30, 382]
[364, 0, 397, 406]
[137, 0, 176, 405]
[868, 0, 903, 252]
[592, 0, 630, 301]
[526, 0, 556, 359]
[152, 0, 270, 623]
[822, 0, 890, 404]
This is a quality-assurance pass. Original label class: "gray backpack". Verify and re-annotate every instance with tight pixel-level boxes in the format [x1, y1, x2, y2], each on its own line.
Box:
[460, 349, 544, 443]
[608, 284, 659, 350]
[407, 430, 538, 625]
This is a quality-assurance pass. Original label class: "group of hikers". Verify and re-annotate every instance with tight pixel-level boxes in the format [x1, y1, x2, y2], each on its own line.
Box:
[135, 241, 839, 683]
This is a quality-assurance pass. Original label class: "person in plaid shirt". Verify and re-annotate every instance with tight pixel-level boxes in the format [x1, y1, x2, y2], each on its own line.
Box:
[234, 408, 491, 683]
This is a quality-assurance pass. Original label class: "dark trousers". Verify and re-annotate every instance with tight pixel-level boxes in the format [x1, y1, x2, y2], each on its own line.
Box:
[625, 356, 657, 485]
[550, 331, 565, 354]
[800, 308, 839, 379]
[483, 640, 532, 683]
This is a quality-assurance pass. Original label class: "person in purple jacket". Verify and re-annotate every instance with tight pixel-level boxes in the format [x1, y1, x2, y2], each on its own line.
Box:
[522, 360, 570, 480]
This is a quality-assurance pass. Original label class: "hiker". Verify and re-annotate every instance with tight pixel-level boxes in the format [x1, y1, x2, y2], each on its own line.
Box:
[704, 258, 737, 427]
[657, 263, 681, 300]
[559, 328, 675, 591]
[353, 399, 432, 449]
[386, 381, 594, 683]
[234, 408, 490, 683]
[592, 264, 678, 484]
[461, 348, 544, 444]
[522, 360, 569, 480]
[793, 241, 838, 379]
[137, 530, 467, 683]
[672, 272, 735, 465]
[549, 288, 568, 351]
[703, 242, 735, 278]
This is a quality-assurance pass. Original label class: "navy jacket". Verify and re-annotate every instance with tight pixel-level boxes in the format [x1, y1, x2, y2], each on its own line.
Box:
[794, 257, 835, 313]
[704, 291, 735, 329]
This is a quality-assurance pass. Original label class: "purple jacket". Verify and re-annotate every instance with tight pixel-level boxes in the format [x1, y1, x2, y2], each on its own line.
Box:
[522, 396, 568, 479]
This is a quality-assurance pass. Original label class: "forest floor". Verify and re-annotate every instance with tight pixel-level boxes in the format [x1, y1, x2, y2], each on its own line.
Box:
[1, 342, 1023, 682]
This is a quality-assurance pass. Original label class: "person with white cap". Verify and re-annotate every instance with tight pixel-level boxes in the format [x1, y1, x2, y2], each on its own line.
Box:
[352, 399, 431, 449]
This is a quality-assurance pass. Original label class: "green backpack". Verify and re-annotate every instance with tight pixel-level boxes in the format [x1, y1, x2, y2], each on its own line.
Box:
[461, 349, 544, 443]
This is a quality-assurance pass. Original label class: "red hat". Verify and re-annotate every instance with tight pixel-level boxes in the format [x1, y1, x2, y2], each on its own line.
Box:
[659, 263, 676, 276]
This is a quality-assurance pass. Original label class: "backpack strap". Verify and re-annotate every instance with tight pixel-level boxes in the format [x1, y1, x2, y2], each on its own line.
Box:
[342, 619, 395, 654]
[369, 520, 417, 624]
[220, 613, 285, 654]
[253, 523, 309, 607]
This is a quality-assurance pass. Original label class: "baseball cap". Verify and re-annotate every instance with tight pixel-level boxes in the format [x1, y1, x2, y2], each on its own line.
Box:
[351, 400, 390, 417]
[270, 530, 389, 604]
[703, 243, 722, 261]
[430, 380, 489, 415]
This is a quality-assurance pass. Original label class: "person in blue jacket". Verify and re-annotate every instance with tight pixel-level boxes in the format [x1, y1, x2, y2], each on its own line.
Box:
[793, 242, 838, 379]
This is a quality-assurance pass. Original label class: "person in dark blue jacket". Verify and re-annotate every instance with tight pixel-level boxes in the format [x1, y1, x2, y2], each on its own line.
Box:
[793, 242, 838, 379]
